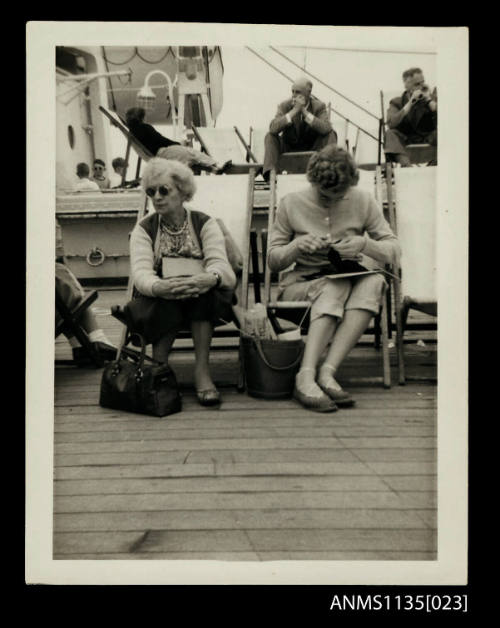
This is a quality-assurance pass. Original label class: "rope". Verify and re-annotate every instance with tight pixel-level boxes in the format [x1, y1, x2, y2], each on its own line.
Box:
[102, 47, 173, 66]
[245, 46, 295, 83]
[290, 45, 437, 56]
[269, 46, 379, 120]
[136, 47, 172, 64]
[102, 47, 138, 66]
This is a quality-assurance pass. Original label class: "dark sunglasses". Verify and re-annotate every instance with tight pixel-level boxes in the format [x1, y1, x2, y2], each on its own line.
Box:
[145, 185, 171, 198]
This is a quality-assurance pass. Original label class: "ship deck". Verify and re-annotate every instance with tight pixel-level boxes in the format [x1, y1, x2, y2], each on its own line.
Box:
[54, 287, 437, 561]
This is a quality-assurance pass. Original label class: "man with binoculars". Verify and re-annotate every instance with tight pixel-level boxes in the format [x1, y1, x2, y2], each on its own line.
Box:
[384, 68, 437, 166]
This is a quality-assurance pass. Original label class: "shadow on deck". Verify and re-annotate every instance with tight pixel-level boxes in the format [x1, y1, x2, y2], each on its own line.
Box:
[54, 288, 437, 561]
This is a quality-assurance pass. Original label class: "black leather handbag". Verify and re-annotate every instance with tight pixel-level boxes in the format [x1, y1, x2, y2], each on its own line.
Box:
[99, 333, 182, 417]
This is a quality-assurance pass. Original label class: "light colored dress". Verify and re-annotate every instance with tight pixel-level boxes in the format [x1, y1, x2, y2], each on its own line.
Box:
[267, 185, 401, 321]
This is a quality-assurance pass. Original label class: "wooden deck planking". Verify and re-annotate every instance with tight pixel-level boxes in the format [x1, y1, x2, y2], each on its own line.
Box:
[52, 528, 435, 558]
[53, 288, 437, 561]
[52, 551, 436, 561]
[54, 475, 394, 496]
[54, 490, 436, 513]
[55, 509, 431, 532]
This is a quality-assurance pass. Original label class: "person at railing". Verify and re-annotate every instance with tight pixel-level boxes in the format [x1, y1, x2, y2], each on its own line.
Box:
[74, 162, 101, 192]
[262, 77, 337, 182]
[109, 157, 126, 188]
[384, 68, 437, 167]
[267, 146, 401, 412]
[90, 159, 112, 189]
[125, 107, 232, 175]
[128, 158, 236, 406]
[56, 220, 117, 366]
[108, 157, 140, 189]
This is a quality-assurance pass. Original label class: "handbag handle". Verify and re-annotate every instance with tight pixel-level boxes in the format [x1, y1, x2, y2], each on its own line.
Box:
[116, 332, 147, 368]
[254, 337, 304, 372]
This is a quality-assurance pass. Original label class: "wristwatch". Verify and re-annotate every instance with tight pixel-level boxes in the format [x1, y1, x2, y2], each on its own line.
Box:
[212, 271, 222, 288]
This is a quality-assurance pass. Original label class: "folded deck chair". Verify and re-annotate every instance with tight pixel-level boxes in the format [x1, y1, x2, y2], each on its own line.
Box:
[112, 168, 259, 391]
[264, 168, 392, 388]
[55, 285, 103, 367]
[380, 91, 437, 165]
[191, 125, 262, 174]
[385, 163, 437, 384]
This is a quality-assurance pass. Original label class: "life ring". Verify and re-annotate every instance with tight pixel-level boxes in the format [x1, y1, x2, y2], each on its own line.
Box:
[86, 247, 106, 266]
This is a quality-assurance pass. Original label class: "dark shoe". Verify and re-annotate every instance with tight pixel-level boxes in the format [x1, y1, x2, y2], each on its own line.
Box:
[111, 305, 128, 325]
[72, 346, 94, 367]
[317, 383, 355, 408]
[72, 342, 117, 367]
[93, 341, 118, 362]
[293, 386, 337, 413]
[215, 159, 232, 175]
[196, 389, 221, 406]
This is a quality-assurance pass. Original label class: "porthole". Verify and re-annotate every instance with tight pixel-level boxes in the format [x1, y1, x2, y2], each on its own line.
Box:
[67, 125, 75, 149]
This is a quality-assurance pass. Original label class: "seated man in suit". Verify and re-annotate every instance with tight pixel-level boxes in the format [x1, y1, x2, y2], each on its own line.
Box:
[125, 107, 231, 175]
[262, 77, 337, 181]
[384, 68, 437, 167]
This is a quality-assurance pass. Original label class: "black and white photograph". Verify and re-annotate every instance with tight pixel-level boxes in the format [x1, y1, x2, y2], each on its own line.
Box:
[26, 22, 468, 585]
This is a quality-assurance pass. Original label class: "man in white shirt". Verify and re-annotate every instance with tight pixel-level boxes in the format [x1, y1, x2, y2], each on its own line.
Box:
[263, 77, 337, 181]
[109, 157, 126, 188]
[74, 162, 101, 192]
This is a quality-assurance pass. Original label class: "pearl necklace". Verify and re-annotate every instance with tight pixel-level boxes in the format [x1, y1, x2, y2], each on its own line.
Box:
[161, 214, 188, 235]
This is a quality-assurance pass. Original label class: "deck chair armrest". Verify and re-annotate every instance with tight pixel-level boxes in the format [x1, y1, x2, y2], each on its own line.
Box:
[267, 301, 311, 309]
[55, 290, 98, 337]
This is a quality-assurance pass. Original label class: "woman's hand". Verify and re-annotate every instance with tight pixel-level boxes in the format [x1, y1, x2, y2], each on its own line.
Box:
[185, 272, 218, 295]
[295, 234, 330, 255]
[152, 277, 202, 300]
[333, 236, 366, 258]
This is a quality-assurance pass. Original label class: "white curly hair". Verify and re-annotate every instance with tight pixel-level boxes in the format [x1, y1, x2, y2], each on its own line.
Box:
[141, 158, 197, 201]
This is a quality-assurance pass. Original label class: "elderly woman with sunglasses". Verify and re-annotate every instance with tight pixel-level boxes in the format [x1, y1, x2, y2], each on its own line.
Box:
[129, 158, 236, 406]
[267, 146, 401, 412]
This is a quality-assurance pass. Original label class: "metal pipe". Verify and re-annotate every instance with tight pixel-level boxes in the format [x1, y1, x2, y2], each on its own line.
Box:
[141, 69, 178, 140]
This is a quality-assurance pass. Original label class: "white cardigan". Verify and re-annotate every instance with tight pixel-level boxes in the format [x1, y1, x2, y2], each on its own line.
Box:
[130, 208, 237, 297]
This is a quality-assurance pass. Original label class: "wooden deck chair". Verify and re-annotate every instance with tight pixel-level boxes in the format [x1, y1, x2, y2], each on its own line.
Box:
[191, 126, 263, 174]
[357, 167, 394, 343]
[249, 127, 267, 165]
[99, 105, 154, 164]
[55, 284, 103, 367]
[277, 152, 314, 175]
[353, 130, 381, 171]
[263, 169, 392, 388]
[113, 168, 258, 390]
[330, 114, 349, 152]
[248, 128, 319, 175]
[385, 163, 437, 384]
[380, 91, 437, 165]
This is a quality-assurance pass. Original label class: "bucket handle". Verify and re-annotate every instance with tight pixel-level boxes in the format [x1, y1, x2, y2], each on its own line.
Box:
[254, 337, 304, 371]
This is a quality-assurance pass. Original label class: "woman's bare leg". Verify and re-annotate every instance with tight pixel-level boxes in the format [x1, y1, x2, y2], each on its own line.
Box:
[300, 315, 338, 370]
[315, 310, 372, 405]
[191, 320, 215, 391]
[324, 309, 373, 369]
[296, 315, 337, 398]
[152, 330, 178, 364]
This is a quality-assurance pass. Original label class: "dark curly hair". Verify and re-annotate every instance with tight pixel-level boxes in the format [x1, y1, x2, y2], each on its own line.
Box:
[306, 146, 359, 194]
[126, 107, 146, 125]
